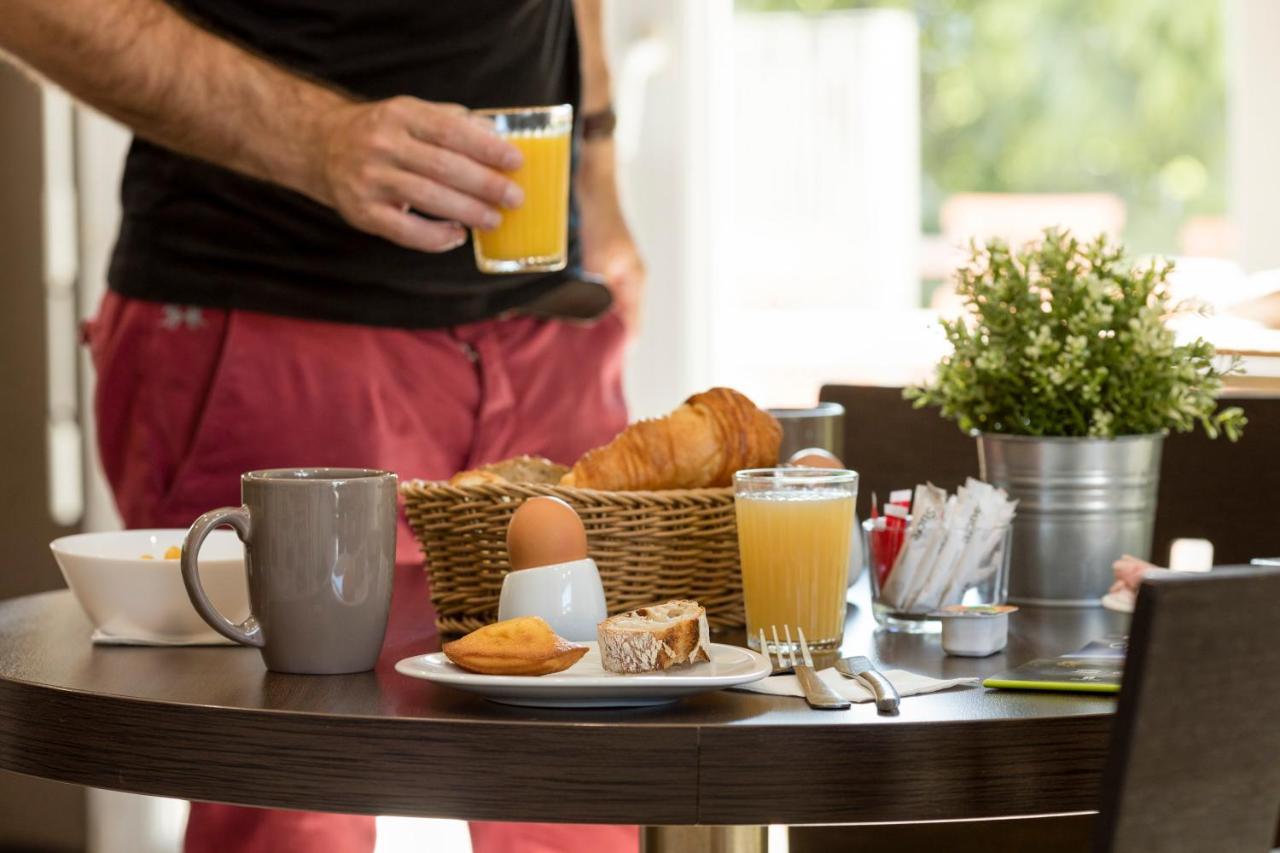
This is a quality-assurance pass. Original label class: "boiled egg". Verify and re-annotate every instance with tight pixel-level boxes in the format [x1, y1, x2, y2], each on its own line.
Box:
[506, 496, 589, 571]
[787, 447, 844, 469]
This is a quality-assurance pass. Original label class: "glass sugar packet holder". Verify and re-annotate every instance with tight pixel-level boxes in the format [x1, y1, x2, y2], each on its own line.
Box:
[864, 516, 1013, 633]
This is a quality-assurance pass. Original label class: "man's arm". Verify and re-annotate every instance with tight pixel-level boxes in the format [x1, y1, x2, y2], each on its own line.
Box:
[573, 0, 646, 334]
[0, 0, 524, 252]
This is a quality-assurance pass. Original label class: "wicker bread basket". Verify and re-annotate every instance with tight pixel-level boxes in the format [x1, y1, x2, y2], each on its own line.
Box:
[401, 480, 744, 635]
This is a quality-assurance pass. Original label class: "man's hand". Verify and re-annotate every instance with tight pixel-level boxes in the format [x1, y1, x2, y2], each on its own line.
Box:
[578, 135, 645, 336]
[314, 98, 526, 253]
[579, 187, 646, 336]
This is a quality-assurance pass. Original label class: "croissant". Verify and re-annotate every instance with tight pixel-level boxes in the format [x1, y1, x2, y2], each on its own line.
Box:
[560, 387, 782, 490]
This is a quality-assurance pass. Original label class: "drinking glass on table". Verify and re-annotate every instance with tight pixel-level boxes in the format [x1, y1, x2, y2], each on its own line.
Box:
[768, 402, 864, 586]
[734, 468, 858, 654]
[767, 402, 845, 462]
[472, 104, 573, 274]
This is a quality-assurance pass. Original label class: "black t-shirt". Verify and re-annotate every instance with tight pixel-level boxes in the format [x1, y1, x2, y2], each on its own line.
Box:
[108, 0, 581, 328]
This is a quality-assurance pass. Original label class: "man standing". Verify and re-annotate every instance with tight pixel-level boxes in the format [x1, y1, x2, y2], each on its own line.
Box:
[0, 1, 643, 851]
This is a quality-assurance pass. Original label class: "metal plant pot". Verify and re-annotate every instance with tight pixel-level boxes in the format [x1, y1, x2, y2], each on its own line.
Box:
[977, 433, 1163, 607]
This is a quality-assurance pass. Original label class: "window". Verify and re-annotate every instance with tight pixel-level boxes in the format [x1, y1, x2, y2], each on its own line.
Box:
[705, 0, 1232, 405]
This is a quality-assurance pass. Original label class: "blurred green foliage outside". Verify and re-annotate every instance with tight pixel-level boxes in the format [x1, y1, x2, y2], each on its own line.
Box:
[736, 0, 1226, 255]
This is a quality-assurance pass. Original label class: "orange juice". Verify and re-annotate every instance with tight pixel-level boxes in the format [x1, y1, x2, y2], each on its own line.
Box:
[736, 489, 856, 650]
[473, 125, 570, 272]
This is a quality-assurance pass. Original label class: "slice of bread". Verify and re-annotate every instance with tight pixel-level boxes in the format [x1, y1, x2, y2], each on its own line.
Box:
[597, 600, 711, 674]
[448, 469, 507, 487]
[487, 455, 569, 485]
[448, 455, 569, 487]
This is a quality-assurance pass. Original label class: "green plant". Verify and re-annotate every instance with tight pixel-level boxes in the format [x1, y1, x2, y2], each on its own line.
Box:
[906, 229, 1246, 439]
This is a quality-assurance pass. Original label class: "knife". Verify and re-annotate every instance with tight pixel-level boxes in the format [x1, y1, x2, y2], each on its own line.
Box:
[794, 628, 851, 710]
[836, 655, 900, 714]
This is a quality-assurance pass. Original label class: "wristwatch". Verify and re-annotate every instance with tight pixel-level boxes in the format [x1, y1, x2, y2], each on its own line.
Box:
[581, 105, 616, 141]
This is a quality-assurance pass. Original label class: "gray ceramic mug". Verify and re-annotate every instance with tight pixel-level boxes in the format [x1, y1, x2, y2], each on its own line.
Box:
[181, 468, 397, 674]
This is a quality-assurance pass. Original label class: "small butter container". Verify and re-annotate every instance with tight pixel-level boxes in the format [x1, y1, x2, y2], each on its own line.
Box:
[931, 604, 1018, 657]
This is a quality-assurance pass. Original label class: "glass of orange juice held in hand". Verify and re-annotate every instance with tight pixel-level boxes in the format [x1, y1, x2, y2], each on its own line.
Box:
[472, 104, 573, 274]
[735, 468, 859, 654]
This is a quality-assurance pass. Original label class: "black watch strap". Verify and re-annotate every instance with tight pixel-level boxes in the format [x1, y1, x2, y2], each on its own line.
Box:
[581, 105, 617, 140]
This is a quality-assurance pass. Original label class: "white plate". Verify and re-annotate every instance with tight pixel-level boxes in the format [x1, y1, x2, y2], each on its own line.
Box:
[396, 642, 771, 708]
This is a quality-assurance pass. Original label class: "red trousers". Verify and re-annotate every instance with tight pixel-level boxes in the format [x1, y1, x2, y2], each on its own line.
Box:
[87, 292, 636, 853]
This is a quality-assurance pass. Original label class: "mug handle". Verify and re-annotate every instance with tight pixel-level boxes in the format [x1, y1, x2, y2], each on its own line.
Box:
[180, 506, 264, 648]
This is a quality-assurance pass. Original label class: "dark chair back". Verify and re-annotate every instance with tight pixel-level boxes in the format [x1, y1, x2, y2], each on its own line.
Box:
[1151, 395, 1280, 565]
[817, 385, 975, 519]
[1092, 567, 1280, 852]
[819, 385, 1280, 563]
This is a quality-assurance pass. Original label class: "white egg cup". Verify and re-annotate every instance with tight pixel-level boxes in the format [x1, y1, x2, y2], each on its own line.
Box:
[497, 557, 608, 643]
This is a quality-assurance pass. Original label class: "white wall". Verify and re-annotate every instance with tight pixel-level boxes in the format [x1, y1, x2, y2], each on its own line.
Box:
[609, 5, 924, 414]
[709, 9, 928, 407]
[75, 107, 128, 535]
[1227, 0, 1280, 273]
[609, 0, 727, 419]
[725, 10, 920, 312]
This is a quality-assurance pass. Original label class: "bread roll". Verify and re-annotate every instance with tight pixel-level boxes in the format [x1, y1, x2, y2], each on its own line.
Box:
[597, 600, 711, 674]
[449, 455, 569, 487]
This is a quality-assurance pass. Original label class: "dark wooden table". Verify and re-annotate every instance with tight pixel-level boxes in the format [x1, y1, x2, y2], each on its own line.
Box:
[0, 581, 1127, 848]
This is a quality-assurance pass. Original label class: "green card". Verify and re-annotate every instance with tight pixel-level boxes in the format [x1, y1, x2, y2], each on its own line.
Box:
[983, 636, 1126, 693]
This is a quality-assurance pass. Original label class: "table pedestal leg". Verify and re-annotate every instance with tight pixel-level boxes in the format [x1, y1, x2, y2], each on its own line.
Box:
[641, 825, 767, 853]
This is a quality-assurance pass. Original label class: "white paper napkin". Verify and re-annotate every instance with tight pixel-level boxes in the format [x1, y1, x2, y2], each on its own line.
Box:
[91, 629, 237, 647]
[734, 666, 978, 703]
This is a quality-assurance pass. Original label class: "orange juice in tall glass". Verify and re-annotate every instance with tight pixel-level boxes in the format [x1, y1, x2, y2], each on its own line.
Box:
[734, 468, 858, 652]
[473, 104, 572, 274]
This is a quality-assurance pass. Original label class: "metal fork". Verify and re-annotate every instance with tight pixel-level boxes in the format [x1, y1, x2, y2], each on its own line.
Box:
[759, 626, 850, 710]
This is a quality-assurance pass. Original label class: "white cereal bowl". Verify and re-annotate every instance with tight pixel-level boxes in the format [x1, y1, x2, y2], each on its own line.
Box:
[50, 529, 250, 643]
[497, 557, 608, 643]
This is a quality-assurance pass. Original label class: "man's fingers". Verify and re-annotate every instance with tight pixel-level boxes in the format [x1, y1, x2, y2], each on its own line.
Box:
[321, 97, 533, 251]
[382, 171, 500, 231]
[362, 205, 467, 253]
[399, 100, 522, 171]
[397, 139, 523, 210]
